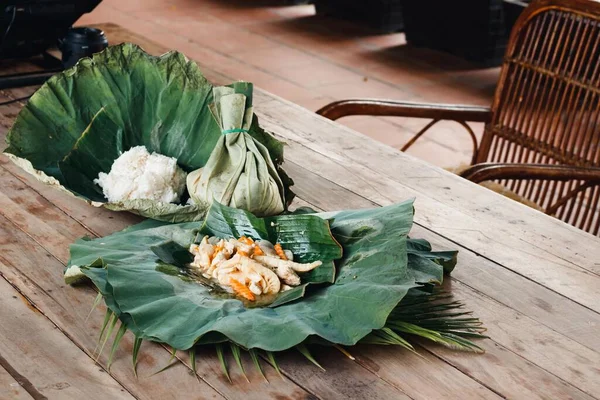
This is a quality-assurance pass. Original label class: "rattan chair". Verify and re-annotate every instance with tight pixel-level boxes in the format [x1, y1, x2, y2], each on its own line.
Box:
[317, 0, 600, 236]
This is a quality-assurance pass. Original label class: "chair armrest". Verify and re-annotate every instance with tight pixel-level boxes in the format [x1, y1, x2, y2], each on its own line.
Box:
[460, 163, 600, 183]
[316, 99, 492, 122]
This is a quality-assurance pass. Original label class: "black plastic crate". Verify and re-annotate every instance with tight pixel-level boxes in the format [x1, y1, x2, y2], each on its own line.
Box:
[315, 0, 404, 33]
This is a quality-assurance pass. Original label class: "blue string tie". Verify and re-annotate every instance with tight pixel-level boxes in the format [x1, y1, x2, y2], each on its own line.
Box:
[221, 128, 249, 134]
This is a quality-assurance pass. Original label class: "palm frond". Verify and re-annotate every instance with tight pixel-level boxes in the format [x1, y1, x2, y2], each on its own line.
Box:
[94, 309, 114, 355]
[359, 290, 486, 354]
[216, 344, 231, 383]
[265, 351, 283, 379]
[296, 344, 325, 371]
[392, 321, 485, 353]
[132, 336, 143, 377]
[150, 359, 180, 376]
[87, 290, 486, 382]
[333, 344, 355, 360]
[107, 323, 127, 371]
[96, 311, 118, 361]
[230, 343, 249, 383]
[360, 327, 416, 352]
[385, 289, 487, 353]
[189, 348, 201, 382]
[86, 292, 104, 322]
[149, 346, 180, 376]
[249, 349, 267, 382]
[169, 346, 177, 361]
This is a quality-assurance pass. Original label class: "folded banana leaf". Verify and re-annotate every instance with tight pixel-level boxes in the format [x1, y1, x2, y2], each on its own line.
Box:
[187, 82, 286, 216]
[68, 199, 485, 361]
[3, 43, 293, 222]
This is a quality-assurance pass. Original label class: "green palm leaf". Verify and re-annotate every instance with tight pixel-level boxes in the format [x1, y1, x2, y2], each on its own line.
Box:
[216, 344, 231, 383]
[96, 311, 118, 361]
[107, 323, 127, 371]
[132, 336, 143, 378]
[265, 351, 283, 379]
[296, 344, 325, 371]
[230, 343, 249, 382]
[249, 349, 267, 382]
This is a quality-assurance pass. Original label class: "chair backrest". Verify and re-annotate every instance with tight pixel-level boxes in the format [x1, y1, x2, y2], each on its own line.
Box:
[479, 0, 600, 233]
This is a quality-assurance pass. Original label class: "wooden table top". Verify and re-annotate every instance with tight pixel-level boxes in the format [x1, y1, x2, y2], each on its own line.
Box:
[1, 23, 599, 400]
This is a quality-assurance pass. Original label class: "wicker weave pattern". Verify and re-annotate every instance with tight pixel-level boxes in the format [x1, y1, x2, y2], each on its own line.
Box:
[481, 0, 600, 234]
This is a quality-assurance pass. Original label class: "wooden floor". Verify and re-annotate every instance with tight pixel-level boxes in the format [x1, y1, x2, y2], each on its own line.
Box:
[77, 0, 500, 169]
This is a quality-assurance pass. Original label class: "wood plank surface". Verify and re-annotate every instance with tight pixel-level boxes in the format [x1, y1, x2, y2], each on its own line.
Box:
[257, 112, 600, 312]
[294, 345, 502, 400]
[0, 79, 319, 400]
[0, 222, 225, 400]
[0, 21, 598, 400]
[0, 95, 498, 399]
[0, 189, 316, 399]
[0, 278, 135, 400]
[0, 116, 412, 398]
[288, 160, 600, 348]
[0, 154, 495, 400]
[0, 128, 596, 399]
[285, 163, 600, 400]
[0, 27, 500, 400]
[0, 365, 35, 400]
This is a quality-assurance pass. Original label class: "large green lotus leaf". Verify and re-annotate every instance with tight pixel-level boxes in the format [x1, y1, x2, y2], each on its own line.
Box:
[3, 43, 292, 221]
[70, 199, 444, 351]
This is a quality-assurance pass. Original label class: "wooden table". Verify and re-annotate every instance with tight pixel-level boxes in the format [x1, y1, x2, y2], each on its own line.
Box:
[1, 24, 599, 400]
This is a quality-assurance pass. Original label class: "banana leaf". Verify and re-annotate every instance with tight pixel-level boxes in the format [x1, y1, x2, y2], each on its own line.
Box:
[407, 238, 458, 274]
[68, 199, 451, 351]
[3, 43, 293, 222]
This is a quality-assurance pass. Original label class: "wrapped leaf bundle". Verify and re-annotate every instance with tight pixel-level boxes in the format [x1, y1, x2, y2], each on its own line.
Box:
[3, 44, 293, 222]
[187, 82, 286, 216]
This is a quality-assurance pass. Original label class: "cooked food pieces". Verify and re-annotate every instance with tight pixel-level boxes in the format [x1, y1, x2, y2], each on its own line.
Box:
[189, 236, 322, 301]
[94, 146, 187, 203]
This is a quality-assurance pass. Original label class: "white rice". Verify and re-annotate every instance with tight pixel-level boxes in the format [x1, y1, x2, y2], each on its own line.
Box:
[94, 146, 187, 203]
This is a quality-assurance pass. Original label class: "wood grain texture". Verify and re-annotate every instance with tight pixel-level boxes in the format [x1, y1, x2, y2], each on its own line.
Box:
[102, 18, 600, 296]
[252, 98, 600, 313]
[448, 280, 600, 397]
[327, 345, 502, 400]
[315, 0, 600, 235]
[0, 106, 498, 400]
[0, 219, 224, 400]
[96, 22, 595, 259]
[0, 38, 492, 400]
[0, 21, 598, 400]
[285, 162, 600, 399]
[0, 156, 505, 399]
[0, 151, 417, 400]
[0, 365, 35, 400]
[0, 158, 140, 237]
[0, 278, 135, 400]
[0, 185, 314, 400]
[288, 160, 600, 351]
